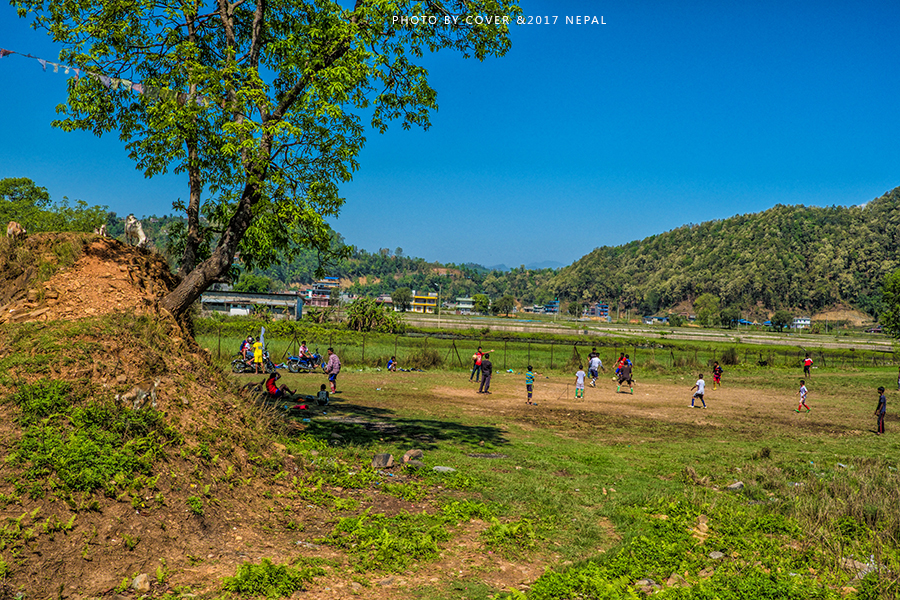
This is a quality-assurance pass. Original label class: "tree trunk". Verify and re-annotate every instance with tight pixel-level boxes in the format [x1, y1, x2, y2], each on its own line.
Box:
[161, 178, 260, 318]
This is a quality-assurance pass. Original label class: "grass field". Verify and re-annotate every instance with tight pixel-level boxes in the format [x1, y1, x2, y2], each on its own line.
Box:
[212, 330, 900, 599]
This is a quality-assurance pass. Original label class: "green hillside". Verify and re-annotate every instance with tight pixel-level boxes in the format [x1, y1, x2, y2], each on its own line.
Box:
[551, 186, 900, 317]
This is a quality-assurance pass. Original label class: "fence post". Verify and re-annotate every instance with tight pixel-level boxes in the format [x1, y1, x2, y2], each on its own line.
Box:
[362, 334, 366, 364]
[550, 341, 554, 369]
[395, 335, 398, 357]
[528, 342, 531, 365]
[504, 339, 508, 370]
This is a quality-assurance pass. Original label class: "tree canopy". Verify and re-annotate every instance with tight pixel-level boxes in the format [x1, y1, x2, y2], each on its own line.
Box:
[15, 0, 520, 317]
[0, 177, 107, 233]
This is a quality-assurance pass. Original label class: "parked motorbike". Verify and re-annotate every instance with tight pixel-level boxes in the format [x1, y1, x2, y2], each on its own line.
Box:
[286, 348, 322, 373]
[231, 349, 277, 374]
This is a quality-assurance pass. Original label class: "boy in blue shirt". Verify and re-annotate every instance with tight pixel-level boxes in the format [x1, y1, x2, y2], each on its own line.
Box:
[526, 365, 536, 405]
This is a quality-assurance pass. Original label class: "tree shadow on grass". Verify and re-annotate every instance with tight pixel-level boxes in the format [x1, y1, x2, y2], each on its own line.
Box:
[290, 400, 508, 450]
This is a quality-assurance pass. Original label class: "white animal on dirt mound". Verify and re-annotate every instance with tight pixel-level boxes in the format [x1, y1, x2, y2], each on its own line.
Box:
[124, 214, 147, 247]
[93, 223, 108, 237]
[6, 221, 26, 242]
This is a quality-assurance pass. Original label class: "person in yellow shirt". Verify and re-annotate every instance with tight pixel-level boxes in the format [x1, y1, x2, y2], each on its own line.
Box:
[252, 339, 264, 374]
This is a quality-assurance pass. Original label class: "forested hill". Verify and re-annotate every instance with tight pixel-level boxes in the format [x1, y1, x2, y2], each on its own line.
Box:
[551, 186, 900, 316]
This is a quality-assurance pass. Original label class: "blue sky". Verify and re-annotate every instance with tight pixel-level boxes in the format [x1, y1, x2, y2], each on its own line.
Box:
[2, 1, 899, 268]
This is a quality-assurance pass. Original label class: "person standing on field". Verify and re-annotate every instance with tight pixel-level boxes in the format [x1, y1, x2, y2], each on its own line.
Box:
[712, 361, 723, 390]
[470, 346, 493, 382]
[575, 365, 586, 399]
[875, 386, 887, 435]
[690, 374, 706, 408]
[796, 379, 810, 412]
[252, 338, 264, 374]
[803, 354, 813, 377]
[478, 353, 493, 394]
[588, 351, 603, 387]
[323, 347, 341, 393]
[525, 365, 536, 405]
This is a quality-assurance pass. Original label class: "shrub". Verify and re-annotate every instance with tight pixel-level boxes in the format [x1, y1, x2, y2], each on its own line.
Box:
[222, 558, 323, 598]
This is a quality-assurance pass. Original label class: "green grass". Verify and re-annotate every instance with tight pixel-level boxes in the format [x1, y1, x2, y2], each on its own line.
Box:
[249, 351, 900, 599]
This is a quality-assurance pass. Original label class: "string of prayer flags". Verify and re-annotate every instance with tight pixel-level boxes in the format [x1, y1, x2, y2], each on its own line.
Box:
[0, 46, 209, 107]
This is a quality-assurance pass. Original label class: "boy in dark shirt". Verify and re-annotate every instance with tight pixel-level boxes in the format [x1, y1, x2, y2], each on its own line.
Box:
[478, 354, 493, 394]
[875, 386, 887, 435]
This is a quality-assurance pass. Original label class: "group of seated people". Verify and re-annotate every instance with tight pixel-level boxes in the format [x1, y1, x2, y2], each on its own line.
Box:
[264, 371, 330, 406]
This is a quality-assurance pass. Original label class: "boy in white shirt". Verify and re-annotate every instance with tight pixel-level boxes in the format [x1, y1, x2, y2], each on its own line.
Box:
[690, 373, 706, 408]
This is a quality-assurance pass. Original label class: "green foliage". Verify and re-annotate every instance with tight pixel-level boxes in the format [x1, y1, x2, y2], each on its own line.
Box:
[0, 177, 107, 233]
[494, 294, 516, 316]
[345, 297, 404, 333]
[771, 310, 793, 331]
[233, 272, 274, 293]
[15, 0, 520, 317]
[694, 293, 721, 327]
[10, 380, 180, 498]
[481, 517, 537, 555]
[720, 306, 741, 329]
[473, 294, 491, 315]
[186, 496, 204, 516]
[880, 268, 900, 338]
[391, 287, 412, 312]
[553, 188, 900, 315]
[221, 558, 324, 598]
[321, 509, 451, 572]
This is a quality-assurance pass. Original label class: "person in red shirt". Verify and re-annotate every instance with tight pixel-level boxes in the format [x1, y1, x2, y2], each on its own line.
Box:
[803, 354, 813, 377]
[265, 372, 295, 399]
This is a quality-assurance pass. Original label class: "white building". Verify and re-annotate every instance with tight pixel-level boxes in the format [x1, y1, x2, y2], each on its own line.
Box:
[792, 316, 811, 329]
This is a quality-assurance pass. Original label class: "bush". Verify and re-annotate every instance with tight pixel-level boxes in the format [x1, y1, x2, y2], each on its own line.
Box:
[222, 558, 323, 598]
[721, 346, 740, 365]
[405, 346, 443, 370]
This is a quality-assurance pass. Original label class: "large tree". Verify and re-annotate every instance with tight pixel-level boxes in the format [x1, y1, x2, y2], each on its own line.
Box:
[15, 0, 519, 318]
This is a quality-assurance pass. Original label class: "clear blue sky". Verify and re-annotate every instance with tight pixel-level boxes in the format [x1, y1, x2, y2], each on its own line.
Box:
[2, 1, 899, 268]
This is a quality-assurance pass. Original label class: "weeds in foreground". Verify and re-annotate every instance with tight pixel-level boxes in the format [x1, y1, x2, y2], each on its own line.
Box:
[221, 558, 325, 598]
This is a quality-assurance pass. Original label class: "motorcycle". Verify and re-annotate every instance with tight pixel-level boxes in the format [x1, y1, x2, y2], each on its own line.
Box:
[231, 349, 277, 374]
[286, 348, 322, 373]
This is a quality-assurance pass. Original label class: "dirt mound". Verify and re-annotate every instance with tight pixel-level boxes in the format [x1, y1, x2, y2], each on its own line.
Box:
[0, 233, 176, 325]
[812, 306, 873, 327]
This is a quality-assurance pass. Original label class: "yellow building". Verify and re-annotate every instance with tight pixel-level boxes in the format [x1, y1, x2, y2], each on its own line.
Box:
[411, 291, 438, 314]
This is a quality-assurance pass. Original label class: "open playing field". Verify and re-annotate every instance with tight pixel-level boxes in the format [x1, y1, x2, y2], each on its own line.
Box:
[218, 350, 900, 599]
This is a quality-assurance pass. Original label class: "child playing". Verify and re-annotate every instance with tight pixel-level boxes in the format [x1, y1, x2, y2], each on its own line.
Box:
[617, 362, 634, 394]
[588, 353, 603, 387]
[803, 354, 813, 377]
[875, 386, 886, 435]
[690, 374, 706, 408]
[526, 365, 536, 405]
[387, 356, 397, 372]
[575, 366, 586, 399]
[712, 361, 723, 390]
[796, 379, 810, 412]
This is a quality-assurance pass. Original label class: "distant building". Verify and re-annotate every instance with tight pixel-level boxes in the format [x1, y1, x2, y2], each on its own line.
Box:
[411, 290, 438, 314]
[792, 316, 811, 329]
[642, 315, 669, 325]
[456, 297, 475, 314]
[375, 294, 393, 306]
[304, 276, 340, 308]
[544, 300, 560, 314]
[200, 290, 303, 320]
[585, 302, 611, 322]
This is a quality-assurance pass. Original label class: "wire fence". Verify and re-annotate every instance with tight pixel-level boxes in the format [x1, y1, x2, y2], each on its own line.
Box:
[199, 325, 896, 374]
